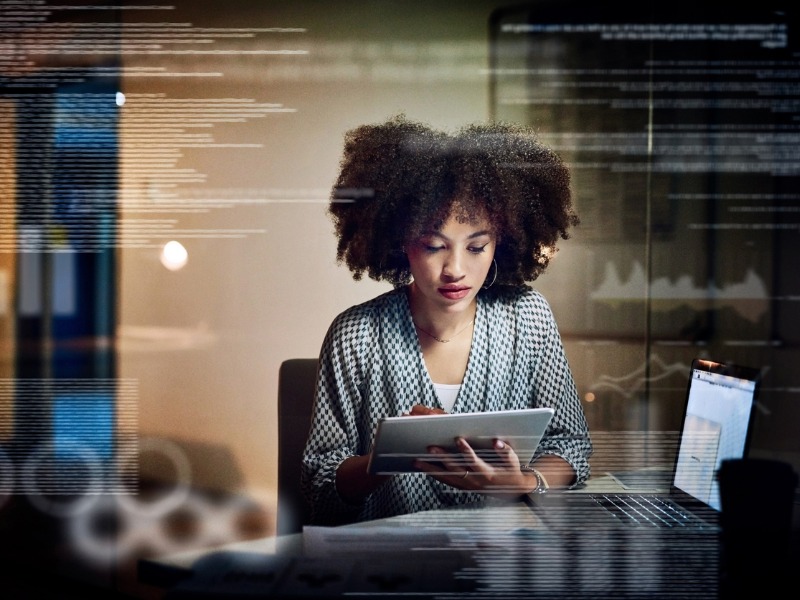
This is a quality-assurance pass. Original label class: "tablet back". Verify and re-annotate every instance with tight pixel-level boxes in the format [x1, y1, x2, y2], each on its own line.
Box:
[367, 408, 555, 474]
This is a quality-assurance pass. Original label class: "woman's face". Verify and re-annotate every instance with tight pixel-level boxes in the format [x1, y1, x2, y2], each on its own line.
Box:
[406, 211, 496, 315]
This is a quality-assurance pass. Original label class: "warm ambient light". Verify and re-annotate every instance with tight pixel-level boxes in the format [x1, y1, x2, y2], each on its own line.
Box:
[584, 392, 596, 403]
[160, 241, 188, 271]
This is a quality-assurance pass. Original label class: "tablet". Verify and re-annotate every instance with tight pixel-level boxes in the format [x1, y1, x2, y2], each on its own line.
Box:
[366, 408, 555, 475]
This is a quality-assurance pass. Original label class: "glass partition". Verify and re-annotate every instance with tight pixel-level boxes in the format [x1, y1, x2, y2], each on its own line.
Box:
[489, 1, 799, 472]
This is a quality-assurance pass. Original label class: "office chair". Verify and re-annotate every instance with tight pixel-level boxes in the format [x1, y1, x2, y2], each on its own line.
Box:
[276, 358, 318, 536]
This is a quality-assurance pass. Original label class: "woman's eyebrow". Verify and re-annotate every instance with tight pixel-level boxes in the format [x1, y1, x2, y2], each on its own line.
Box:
[421, 229, 493, 241]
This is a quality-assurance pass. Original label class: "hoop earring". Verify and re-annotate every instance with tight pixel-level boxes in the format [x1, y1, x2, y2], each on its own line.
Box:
[482, 259, 497, 289]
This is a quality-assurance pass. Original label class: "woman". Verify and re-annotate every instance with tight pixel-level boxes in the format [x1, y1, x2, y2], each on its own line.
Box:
[301, 115, 592, 525]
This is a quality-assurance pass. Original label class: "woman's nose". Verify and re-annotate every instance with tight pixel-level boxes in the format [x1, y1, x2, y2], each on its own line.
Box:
[442, 251, 465, 279]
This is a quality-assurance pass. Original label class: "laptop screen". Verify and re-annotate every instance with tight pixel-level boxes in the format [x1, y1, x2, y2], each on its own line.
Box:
[673, 359, 760, 511]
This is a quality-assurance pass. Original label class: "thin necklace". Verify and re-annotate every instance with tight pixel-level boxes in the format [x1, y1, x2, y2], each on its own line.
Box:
[414, 318, 475, 343]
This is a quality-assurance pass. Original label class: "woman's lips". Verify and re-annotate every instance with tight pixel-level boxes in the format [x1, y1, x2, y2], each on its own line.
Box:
[438, 286, 471, 300]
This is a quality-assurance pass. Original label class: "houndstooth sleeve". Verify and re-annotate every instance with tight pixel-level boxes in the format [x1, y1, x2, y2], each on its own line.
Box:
[300, 304, 373, 525]
[520, 289, 592, 486]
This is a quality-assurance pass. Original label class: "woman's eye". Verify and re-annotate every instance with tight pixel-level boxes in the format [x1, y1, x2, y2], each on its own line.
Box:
[468, 245, 488, 254]
[424, 245, 445, 253]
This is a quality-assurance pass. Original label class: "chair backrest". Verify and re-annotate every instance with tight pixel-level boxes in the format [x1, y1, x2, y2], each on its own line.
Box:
[276, 358, 318, 536]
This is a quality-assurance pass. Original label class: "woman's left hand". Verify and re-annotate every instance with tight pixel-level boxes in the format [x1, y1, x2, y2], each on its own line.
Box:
[413, 437, 536, 497]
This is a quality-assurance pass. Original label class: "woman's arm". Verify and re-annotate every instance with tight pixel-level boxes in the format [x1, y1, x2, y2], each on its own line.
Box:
[335, 455, 390, 504]
[336, 403, 443, 502]
[527, 292, 593, 487]
[527, 454, 576, 489]
[301, 310, 373, 523]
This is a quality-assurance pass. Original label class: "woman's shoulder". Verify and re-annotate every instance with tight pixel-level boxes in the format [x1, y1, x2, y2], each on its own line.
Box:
[481, 285, 558, 345]
[481, 284, 551, 313]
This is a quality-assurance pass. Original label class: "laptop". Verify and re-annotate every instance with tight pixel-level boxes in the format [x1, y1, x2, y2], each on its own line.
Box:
[529, 358, 762, 531]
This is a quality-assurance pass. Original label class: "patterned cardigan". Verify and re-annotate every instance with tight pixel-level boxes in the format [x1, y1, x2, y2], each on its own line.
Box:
[301, 284, 592, 524]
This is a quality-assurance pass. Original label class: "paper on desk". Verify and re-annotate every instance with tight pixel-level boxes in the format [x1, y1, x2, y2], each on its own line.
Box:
[303, 504, 547, 558]
[302, 525, 468, 558]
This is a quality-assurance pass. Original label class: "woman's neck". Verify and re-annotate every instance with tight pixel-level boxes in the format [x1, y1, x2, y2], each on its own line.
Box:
[407, 284, 477, 340]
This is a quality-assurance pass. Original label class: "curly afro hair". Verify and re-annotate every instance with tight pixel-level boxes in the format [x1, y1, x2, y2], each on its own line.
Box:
[329, 115, 578, 287]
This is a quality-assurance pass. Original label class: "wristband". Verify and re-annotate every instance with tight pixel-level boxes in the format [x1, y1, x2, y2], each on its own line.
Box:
[521, 465, 549, 494]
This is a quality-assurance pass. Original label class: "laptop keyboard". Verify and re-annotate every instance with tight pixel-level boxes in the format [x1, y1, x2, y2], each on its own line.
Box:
[591, 493, 711, 529]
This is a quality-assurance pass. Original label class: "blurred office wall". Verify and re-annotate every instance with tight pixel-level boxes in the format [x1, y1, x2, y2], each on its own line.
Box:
[115, 0, 505, 506]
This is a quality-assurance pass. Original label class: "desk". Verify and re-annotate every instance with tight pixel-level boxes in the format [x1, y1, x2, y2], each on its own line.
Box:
[138, 475, 640, 581]
[141, 475, 727, 599]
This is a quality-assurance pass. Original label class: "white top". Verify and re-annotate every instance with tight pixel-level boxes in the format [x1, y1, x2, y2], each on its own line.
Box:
[433, 383, 461, 413]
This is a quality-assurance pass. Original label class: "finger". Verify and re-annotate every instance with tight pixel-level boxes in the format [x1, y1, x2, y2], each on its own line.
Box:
[414, 458, 449, 476]
[425, 446, 470, 472]
[492, 438, 521, 468]
[416, 447, 449, 470]
[453, 437, 485, 472]
[415, 454, 468, 482]
[408, 404, 445, 416]
[418, 462, 475, 489]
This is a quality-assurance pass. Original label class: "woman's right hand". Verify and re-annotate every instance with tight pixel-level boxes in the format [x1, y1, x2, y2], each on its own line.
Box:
[335, 454, 390, 503]
[405, 404, 446, 416]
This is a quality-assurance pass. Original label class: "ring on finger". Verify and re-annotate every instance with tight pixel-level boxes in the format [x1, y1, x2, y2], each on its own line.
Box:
[461, 470, 469, 479]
